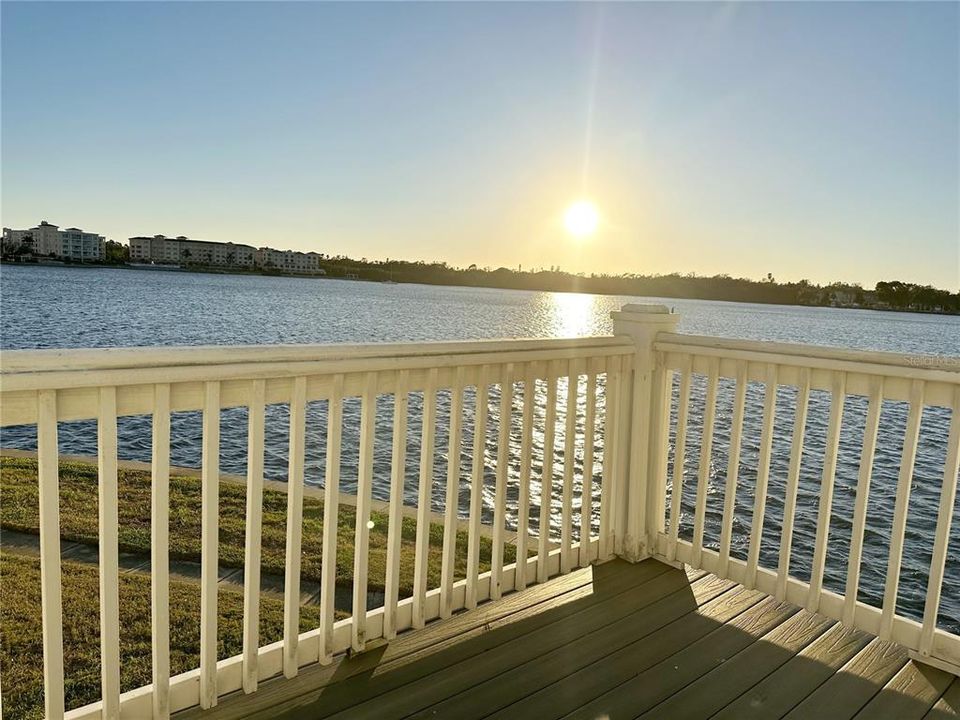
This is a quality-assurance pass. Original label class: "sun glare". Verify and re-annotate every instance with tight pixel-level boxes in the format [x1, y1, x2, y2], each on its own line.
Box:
[564, 200, 599, 238]
[550, 292, 599, 337]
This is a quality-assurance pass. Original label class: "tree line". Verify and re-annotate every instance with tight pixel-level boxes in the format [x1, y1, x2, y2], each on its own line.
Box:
[316, 256, 960, 314]
[5, 240, 956, 314]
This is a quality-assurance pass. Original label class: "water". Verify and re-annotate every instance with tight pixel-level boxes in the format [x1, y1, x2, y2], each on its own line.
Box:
[1, 265, 956, 353]
[2, 265, 959, 631]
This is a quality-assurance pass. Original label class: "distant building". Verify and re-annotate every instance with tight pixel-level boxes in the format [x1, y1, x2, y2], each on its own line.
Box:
[60, 227, 108, 261]
[128, 234, 325, 274]
[2, 221, 105, 261]
[128, 235, 256, 267]
[255, 247, 325, 274]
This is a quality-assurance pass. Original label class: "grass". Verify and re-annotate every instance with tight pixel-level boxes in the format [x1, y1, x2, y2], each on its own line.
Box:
[0, 455, 516, 595]
[0, 455, 522, 719]
[0, 553, 330, 720]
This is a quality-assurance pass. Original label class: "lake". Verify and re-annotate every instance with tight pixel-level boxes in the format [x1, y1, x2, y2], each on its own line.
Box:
[1, 265, 957, 353]
[1, 264, 959, 631]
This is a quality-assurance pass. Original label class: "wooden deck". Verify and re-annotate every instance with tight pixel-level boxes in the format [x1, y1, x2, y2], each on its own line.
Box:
[191, 558, 960, 720]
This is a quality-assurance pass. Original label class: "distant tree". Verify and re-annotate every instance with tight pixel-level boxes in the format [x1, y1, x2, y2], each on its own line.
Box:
[111, 241, 956, 316]
[104, 240, 128, 264]
[876, 281, 911, 308]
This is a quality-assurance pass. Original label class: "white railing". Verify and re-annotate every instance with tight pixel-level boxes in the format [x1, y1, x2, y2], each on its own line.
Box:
[644, 329, 960, 675]
[1, 304, 958, 720]
[0, 335, 633, 719]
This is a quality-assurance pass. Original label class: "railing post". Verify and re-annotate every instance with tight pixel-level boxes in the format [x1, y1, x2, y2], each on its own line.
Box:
[610, 303, 680, 562]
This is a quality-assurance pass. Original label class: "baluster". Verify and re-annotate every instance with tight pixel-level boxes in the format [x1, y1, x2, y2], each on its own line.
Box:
[666, 356, 693, 563]
[352, 372, 378, 650]
[413, 368, 438, 627]
[319, 374, 344, 664]
[745, 363, 779, 590]
[598, 358, 621, 560]
[440, 367, 465, 618]
[151, 384, 171, 718]
[919, 387, 960, 656]
[561, 363, 578, 574]
[491, 365, 512, 599]
[37, 389, 64, 720]
[718, 362, 748, 577]
[515, 365, 535, 589]
[466, 365, 490, 608]
[646, 353, 672, 557]
[242, 380, 265, 693]
[538, 361, 559, 583]
[806, 372, 847, 610]
[691, 359, 719, 569]
[879, 379, 925, 638]
[775, 368, 810, 601]
[98, 387, 121, 719]
[283, 376, 307, 677]
[843, 375, 883, 624]
[579, 364, 598, 568]
[384, 370, 410, 639]
[200, 381, 220, 709]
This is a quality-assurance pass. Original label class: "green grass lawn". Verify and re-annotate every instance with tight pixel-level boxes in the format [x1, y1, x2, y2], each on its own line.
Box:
[0, 553, 329, 720]
[0, 455, 515, 595]
[0, 455, 521, 719]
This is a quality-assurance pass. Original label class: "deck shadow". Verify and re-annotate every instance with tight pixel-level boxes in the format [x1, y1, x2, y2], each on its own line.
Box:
[181, 559, 957, 720]
[258, 559, 701, 719]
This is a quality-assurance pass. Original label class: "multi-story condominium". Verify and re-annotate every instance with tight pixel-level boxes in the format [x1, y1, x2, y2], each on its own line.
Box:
[59, 227, 107, 261]
[128, 235, 256, 267]
[128, 235, 325, 274]
[254, 247, 324, 274]
[2, 221, 105, 261]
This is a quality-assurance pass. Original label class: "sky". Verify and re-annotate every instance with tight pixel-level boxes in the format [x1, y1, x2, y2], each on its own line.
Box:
[2, 1, 958, 289]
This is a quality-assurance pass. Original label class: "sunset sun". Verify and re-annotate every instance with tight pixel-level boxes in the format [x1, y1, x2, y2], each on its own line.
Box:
[564, 200, 599, 238]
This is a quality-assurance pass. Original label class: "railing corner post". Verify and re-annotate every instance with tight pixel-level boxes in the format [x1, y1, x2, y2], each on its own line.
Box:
[610, 303, 680, 562]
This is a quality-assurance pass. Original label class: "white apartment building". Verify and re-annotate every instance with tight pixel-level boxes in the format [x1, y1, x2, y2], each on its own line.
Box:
[2, 221, 105, 261]
[128, 235, 256, 267]
[255, 247, 324, 274]
[60, 227, 107, 261]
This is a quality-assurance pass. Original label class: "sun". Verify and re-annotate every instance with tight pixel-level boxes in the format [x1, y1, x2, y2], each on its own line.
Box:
[564, 200, 599, 238]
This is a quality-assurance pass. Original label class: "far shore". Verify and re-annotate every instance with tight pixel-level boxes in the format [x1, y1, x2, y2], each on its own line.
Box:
[3, 258, 956, 317]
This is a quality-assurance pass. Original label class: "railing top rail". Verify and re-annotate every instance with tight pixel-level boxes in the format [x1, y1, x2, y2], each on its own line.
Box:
[0, 336, 635, 397]
[0, 335, 633, 375]
[656, 332, 960, 383]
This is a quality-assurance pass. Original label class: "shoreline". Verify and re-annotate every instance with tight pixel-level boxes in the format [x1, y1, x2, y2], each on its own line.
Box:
[2, 259, 955, 317]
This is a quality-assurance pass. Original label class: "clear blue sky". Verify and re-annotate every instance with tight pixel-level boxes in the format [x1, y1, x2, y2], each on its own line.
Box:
[2, 1, 957, 289]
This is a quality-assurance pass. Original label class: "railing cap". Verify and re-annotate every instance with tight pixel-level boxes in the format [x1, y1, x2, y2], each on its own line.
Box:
[618, 303, 674, 315]
[610, 303, 680, 331]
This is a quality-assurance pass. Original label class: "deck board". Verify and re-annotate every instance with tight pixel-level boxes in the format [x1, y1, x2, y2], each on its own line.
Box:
[784, 637, 909, 719]
[419, 574, 735, 720]
[563, 596, 800, 719]
[322, 564, 703, 719]
[638, 609, 835, 719]
[712, 621, 873, 719]
[854, 660, 956, 720]
[924, 677, 960, 718]
[187, 558, 958, 720]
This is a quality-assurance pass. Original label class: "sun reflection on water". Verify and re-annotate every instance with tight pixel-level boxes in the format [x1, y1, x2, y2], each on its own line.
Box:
[549, 292, 602, 337]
